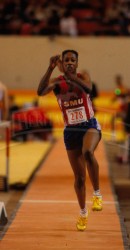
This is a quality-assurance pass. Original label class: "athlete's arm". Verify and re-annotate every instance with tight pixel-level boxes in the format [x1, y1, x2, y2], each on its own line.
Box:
[66, 72, 92, 93]
[37, 55, 60, 96]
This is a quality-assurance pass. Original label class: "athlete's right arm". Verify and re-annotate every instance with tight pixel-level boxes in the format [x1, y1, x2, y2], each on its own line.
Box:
[37, 55, 60, 96]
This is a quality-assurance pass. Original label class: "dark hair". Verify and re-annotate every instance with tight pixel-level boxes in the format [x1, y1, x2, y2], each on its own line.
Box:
[62, 50, 78, 59]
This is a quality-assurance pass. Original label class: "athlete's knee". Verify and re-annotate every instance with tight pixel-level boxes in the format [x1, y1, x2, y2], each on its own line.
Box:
[75, 175, 86, 189]
[83, 149, 94, 161]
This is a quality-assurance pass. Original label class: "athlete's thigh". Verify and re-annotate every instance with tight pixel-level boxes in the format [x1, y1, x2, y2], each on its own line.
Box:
[82, 128, 101, 152]
[66, 148, 86, 177]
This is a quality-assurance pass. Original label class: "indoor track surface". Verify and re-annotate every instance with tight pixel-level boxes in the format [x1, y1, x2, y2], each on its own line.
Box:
[0, 138, 126, 250]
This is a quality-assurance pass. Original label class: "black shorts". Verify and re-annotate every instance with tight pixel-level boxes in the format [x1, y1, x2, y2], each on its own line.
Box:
[64, 118, 101, 150]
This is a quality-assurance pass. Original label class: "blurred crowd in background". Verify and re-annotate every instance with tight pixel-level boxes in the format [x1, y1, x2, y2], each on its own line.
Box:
[0, 0, 130, 36]
[0, 0, 130, 163]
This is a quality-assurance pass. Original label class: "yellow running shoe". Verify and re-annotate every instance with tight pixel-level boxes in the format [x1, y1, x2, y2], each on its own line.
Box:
[76, 213, 89, 231]
[92, 196, 103, 211]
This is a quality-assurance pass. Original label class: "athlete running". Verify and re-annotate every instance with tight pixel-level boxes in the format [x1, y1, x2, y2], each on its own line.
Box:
[37, 50, 102, 231]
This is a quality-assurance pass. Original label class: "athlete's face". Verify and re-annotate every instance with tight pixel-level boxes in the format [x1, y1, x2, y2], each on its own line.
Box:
[62, 52, 78, 74]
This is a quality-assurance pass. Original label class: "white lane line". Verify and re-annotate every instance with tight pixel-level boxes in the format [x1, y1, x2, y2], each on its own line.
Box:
[20, 200, 118, 204]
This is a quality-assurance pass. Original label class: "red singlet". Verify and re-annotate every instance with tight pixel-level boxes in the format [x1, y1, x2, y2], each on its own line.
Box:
[53, 74, 94, 126]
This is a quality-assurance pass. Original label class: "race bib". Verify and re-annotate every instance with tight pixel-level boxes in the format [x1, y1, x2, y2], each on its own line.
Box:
[66, 107, 87, 125]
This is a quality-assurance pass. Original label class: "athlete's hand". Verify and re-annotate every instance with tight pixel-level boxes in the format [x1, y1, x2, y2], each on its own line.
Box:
[66, 72, 77, 82]
[65, 70, 92, 93]
[57, 58, 64, 72]
[49, 55, 60, 70]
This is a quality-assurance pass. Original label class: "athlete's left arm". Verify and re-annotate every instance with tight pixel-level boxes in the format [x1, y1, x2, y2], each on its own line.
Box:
[66, 72, 92, 93]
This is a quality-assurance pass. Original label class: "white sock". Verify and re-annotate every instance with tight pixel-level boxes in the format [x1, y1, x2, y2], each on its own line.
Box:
[80, 207, 88, 217]
[93, 189, 102, 197]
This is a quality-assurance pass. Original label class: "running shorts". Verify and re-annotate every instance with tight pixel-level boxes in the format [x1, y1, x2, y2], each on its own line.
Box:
[64, 117, 101, 150]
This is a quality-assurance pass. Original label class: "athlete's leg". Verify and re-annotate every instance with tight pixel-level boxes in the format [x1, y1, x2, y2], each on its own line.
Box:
[82, 128, 103, 211]
[82, 128, 101, 192]
[66, 148, 86, 210]
[67, 148, 89, 230]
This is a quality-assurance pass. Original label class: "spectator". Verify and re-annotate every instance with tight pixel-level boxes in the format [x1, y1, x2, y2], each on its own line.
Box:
[0, 81, 8, 121]
[8, 95, 20, 120]
[104, 1, 121, 25]
[60, 10, 78, 36]
[72, 0, 91, 9]
[12, 99, 54, 142]
[115, 95, 130, 163]
[111, 74, 129, 140]
[113, 74, 129, 100]
[47, 9, 60, 35]
[124, 98, 130, 152]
